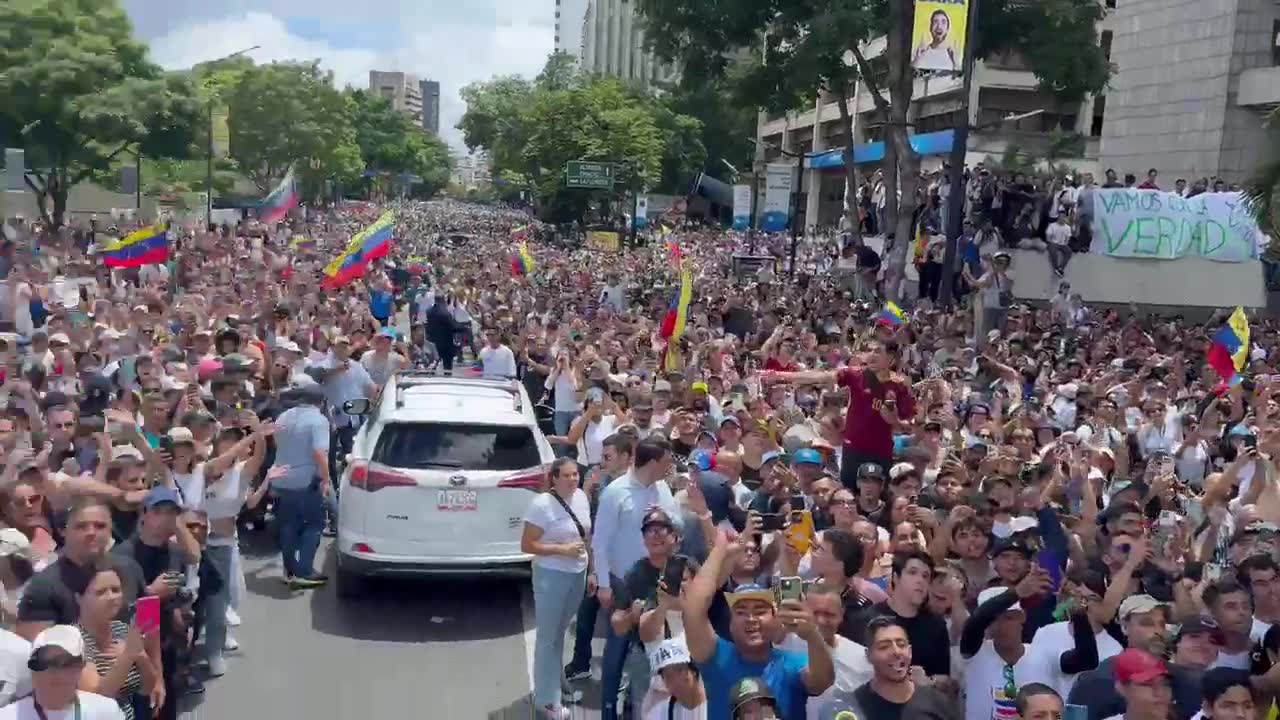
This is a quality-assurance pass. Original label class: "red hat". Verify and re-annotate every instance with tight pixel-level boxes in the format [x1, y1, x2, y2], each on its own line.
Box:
[1113, 649, 1169, 684]
[197, 358, 224, 382]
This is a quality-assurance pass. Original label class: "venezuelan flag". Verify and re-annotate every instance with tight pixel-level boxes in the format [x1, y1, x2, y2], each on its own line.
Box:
[1207, 306, 1250, 385]
[321, 211, 395, 289]
[259, 167, 299, 225]
[661, 227, 681, 267]
[511, 242, 536, 277]
[660, 267, 693, 340]
[875, 301, 906, 327]
[101, 224, 169, 268]
[289, 235, 315, 252]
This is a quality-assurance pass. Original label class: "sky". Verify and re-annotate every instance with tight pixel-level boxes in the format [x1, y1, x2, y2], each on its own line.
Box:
[123, 0, 559, 151]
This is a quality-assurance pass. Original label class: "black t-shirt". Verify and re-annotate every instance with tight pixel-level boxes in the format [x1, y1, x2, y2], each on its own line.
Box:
[18, 554, 146, 626]
[616, 557, 663, 612]
[111, 508, 139, 545]
[837, 586, 873, 641]
[671, 437, 695, 458]
[852, 683, 956, 720]
[113, 536, 181, 585]
[849, 602, 951, 677]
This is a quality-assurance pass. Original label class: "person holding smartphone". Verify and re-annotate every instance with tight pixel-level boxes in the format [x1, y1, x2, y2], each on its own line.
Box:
[75, 561, 161, 717]
[521, 458, 592, 720]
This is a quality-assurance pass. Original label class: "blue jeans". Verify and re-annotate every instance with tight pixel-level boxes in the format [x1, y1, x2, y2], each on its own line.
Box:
[203, 544, 233, 662]
[568, 589, 599, 670]
[531, 564, 587, 709]
[275, 486, 325, 578]
[600, 576, 631, 720]
[553, 410, 579, 436]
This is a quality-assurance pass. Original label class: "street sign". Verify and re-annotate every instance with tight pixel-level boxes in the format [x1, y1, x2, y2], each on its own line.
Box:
[566, 161, 616, 189]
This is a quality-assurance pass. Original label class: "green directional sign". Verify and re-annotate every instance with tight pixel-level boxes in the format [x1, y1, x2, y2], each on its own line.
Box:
[566, 161, 616, 189]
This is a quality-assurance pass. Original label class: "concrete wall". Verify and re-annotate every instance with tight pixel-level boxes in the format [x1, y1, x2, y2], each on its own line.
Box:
[1219, 0, 1277, 180]
[1100, 0, 1239, 181]
[2, 185, 161, 225]
[1009, 249, 1266, 309]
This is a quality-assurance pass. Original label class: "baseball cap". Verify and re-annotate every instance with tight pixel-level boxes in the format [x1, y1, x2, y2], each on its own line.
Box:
[856, 462, 885, 482]
[48, 332, 70, 346]
[653, 379, 673, 393]
[167, 427, 196, 445]
[889, 462, 918, 480]
[690, 381, 709, 394]
[720, 415, 741, 429]
[989, 536, 1033, 558]
[1112, 648, 1169, 684]
[1118, 594, 1166, 620]
[641, 508, 675, 532]
[221, 353, 252, 370]
[377, 328, 397, 340]
[689, 449, 715, 472]
[110, 445, 144, 464]
[729, 676, 777, 715]
[29, 625, 85, 671]
[196, 358, 224, 382]
[1175, 616, 1224, 644]
[977, 586, 1023, 613]
[275, 340, 302, 354]
[760, 450, 786, 466]
[143, 486, 182, 510]
[648, 638, 693, 673]
[724, 583, 776, 609]
[793, 448, 823, 466]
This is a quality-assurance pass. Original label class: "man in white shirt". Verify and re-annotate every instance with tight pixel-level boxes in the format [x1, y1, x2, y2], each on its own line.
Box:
[479, 327, 517, 379]
[0, 627, 29, 707]
[0, 625, 123, 719]
[778, 583, 872, 719]
[1046, 213, 1072, 277]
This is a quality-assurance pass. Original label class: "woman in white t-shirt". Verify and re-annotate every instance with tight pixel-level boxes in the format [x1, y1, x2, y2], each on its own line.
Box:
[521, 458, 592, 720]
[199, 422, 274, 677]
[565, 389, 623, 468]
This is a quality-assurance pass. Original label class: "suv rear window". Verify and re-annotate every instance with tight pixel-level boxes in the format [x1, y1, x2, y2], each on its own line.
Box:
[372, 423, 540, 471]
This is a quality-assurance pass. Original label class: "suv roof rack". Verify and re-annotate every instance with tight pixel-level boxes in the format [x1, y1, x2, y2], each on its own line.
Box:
[391, 371, 523, 413]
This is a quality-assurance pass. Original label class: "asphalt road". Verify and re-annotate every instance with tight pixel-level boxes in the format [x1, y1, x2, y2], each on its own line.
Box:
[195, 535, 607, 720]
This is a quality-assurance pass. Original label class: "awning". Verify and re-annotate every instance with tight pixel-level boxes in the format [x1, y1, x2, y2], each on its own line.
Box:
[807, 129, 956, 170]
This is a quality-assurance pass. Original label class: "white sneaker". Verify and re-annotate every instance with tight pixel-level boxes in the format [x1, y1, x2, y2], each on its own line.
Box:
[225, 608, 242, 627]
[207, 656, 227, 678]
[223, 636, 239, 652]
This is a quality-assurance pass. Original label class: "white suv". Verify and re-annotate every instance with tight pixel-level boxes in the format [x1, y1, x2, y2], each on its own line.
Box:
[335, 372, 553, 597]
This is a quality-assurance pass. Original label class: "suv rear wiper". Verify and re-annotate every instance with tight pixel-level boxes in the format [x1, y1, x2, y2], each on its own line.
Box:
[414, 460, 464, 468]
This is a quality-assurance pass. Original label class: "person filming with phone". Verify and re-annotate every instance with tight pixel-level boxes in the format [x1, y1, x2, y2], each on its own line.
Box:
[75, 560, 162, 717]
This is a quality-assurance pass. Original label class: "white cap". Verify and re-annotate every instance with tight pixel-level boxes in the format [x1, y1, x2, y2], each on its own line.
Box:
[31, 624, 84, 660]
[977, 587, 1023, 613]
[275, 340, 302, 354]
[889, 462, 916, 480]
[48, 333, 70, 345]
[0, 528, 31, 561]
[648, 637, 693, 672]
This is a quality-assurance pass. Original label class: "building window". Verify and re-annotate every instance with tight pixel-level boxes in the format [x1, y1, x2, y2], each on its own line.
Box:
[1105, 0, 1115, 8]
[1273, 20, 1280, 66]
[1101, 30, 1113, 62]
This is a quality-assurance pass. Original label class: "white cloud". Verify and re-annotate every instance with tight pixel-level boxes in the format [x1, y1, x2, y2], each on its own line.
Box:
[134, 1, 555, 150]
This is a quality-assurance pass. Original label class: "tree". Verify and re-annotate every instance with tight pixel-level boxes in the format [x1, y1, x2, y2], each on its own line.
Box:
[1244, 111, 1280, 237]
[459, 55, 705, 222]
[0, 0, 202, 228]
[227, 61, 363, 198]
[347, 89, 454, 199]
[636, 0, 1111, 298]
[658, 69, 757, 184]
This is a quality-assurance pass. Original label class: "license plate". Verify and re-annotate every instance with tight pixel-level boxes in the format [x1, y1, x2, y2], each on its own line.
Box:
[436, 489, 478, 511]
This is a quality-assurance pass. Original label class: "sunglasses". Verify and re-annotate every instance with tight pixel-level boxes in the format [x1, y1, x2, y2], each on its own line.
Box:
[14, 494, 43, 508]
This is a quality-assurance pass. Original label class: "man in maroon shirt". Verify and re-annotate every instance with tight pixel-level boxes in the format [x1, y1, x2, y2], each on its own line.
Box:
[763, 341, 914, 491]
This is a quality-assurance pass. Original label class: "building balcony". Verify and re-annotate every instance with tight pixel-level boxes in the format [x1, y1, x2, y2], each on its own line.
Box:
[1237, 66, 1280, 108]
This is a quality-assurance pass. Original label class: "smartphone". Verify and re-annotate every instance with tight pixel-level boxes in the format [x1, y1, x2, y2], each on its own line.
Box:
[760, 513, 785, 533]
[135, 595, 161, 634]
[786, 510, 816, 557]
[1064, 705, 1089, 720]
[663, 555, 687, 598]
[778, 576, 804, 604]
[158, 436, 175, 457]
[1244, 434, 1259, 450]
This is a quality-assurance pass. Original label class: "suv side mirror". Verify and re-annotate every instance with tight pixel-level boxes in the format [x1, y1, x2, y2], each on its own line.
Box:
[343, 398, 371, 416]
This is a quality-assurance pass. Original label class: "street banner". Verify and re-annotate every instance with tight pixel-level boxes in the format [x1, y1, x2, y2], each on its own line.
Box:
[1090, 189, 1264, 263]
[4, 149, 24, 191]
[587, 230, 620, 252]
[732, 184, 752, 230]
[211, 108, 230, 158]
[912, 0, 968, 73]
[635, 195, 649, 229]
[761, 163, 793, 233]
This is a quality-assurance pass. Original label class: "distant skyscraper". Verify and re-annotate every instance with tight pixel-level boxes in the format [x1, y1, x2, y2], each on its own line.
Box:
[581, 0, 677, 88]
[419, 79, 441, 135]
[555, 0, 589, 59]
[368, 70, 423, 125]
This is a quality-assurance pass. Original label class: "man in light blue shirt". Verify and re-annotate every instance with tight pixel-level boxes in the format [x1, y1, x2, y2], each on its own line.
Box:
[590, 437, 679, 720]
[270, 387, 331, 588]
[307, 335, 376, 474]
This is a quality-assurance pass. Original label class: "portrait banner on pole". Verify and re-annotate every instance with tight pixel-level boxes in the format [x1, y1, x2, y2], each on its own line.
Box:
[911, 0, 969, 73]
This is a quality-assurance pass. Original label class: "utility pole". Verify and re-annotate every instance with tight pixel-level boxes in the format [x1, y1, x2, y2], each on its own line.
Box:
[938, 0, 982, 308]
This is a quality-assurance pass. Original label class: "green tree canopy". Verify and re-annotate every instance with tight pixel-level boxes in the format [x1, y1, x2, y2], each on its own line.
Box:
[227, 61, 364, 197]
[347, 88, 453, 198]
[0, 0, 202, 227]
[459, 55, 706, 222]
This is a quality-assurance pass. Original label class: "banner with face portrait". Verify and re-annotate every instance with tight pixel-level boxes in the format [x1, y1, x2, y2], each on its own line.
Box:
[911, 0, 969, 73]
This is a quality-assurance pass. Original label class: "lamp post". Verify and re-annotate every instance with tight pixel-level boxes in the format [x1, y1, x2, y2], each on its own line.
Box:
[202, 46, 260, 229]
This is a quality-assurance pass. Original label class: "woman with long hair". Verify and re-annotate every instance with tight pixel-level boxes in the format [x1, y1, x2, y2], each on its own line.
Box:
[76, 562, 161, 717]
[520, 458, 592, 720]
[2, 472, 58, 569]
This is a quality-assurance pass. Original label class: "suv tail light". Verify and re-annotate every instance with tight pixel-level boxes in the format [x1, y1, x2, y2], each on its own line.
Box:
[348, 462, 417, 492]
[498, 465, 550, 491]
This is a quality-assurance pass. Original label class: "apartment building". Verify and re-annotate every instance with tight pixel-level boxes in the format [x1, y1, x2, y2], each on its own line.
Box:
[420, 79, 441, 135]
[369, 70, 424, 126]
[581, 0, 677, 88]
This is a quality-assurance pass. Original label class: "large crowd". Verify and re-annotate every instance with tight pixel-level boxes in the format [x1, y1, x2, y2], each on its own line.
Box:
[0, 192, 1274, 720]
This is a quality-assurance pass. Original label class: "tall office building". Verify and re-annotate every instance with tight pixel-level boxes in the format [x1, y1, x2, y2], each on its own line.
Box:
[419, 79, 441, 135]
[368, 70, 424, 125]
[581, 0, 677, 88]
[555, 0, 589, 58]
